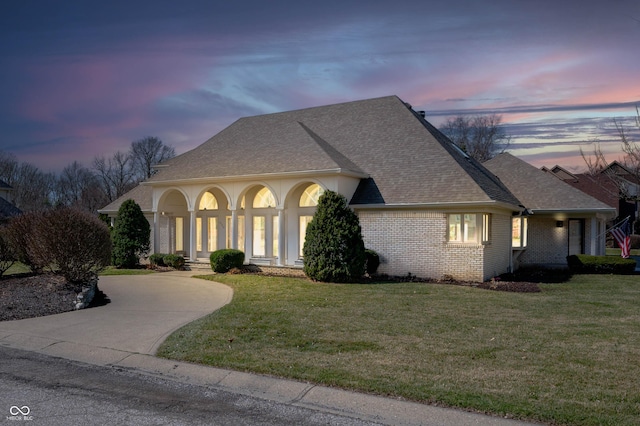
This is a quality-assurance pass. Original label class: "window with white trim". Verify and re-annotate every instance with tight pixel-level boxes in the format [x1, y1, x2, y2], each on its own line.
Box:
[448, 213, 491, 243]
[512, 217, 528, 248]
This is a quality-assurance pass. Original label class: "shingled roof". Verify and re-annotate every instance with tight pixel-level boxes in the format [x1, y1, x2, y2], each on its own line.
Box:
[145, 96, 520, 208]
[484, 153, 615, 214]
[99, 184, 153, 214]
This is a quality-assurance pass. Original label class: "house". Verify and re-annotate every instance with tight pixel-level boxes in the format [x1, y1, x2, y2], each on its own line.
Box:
[542, 161, 638, 223]
[0, 179, 21, 222]
[100, 95, 614, 281]
[485, 154, 615, 268]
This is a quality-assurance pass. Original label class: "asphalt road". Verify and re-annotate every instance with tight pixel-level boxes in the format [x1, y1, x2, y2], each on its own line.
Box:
[0, 346, 381, 426]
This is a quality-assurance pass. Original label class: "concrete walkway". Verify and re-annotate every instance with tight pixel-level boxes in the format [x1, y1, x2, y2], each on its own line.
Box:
[0, 272, 540, 426]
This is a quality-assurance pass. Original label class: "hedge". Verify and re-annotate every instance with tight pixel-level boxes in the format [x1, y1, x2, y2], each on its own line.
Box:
[210, 249, 245, 273]
[163, 254, 185, 269]
[567, 254, 636, 275]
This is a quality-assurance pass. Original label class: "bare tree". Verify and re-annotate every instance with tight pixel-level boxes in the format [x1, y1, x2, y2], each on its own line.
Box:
[0, 151, 54, 211]
[55, 161, 108, 212]
[93, 151, 137, 203]
[130, 136, 175, 181]
[440, 114, 511, 162]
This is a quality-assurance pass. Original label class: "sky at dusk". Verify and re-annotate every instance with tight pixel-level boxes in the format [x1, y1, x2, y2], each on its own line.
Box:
[1, 0, 639, 173]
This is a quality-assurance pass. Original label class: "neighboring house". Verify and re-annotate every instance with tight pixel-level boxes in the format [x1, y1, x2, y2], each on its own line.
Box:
[485, 154, 615, 268]
[0, 179, 21, 222]
[100, 95, 614, 281]
[542, 161, 638, 221]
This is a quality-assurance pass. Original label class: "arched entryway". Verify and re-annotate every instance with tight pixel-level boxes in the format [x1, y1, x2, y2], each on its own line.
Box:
[284, 182, 324, 265]
[156, 189, 190, 257]
[194, 188, 231, 260]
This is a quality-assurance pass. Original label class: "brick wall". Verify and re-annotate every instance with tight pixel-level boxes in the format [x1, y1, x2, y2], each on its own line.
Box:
[357, 210, 494, 282]
[518, 216, 567, 265]
[482, 213, 512, 279]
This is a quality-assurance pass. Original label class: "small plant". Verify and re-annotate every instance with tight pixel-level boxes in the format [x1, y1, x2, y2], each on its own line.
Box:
[210, 249, 245, 273]
[149, 253, 167, 267]
[163, 254, 185, 269]
[364, 249, 380, 275]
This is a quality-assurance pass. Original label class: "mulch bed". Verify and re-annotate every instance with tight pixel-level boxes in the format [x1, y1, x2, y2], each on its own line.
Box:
[0, 274, 79, 321]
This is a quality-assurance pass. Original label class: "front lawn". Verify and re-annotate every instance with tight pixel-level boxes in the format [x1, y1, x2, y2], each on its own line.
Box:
[157, 274, 640, 425]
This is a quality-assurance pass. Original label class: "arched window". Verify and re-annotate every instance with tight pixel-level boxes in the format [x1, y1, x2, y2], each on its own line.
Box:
[299, 184, 323, 207]
[199, 192, 218, 210]
[253, 187, 276, 208]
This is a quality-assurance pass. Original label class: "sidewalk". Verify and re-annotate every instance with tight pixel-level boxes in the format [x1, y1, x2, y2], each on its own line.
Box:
[0, 272, 541, 426]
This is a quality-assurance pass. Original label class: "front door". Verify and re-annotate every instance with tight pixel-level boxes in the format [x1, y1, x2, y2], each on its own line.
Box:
[568, 219, 584, 255]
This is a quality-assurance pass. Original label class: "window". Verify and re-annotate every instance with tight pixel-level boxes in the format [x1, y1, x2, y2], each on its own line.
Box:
[175, 217, 184, 252]
[208, 217, 217, 252]
[253, 187, 276, 208]
[512, 217, 528, 248]
[196, 217, 202, 251]
[273, 216, 279, 257]
[448, 214, 479, 243]
[199, 192, 218, 210]
[237, 216, 245, 251]
[299, 215, 313, 257]
[299, 184, 323, 207]
[253, 216, 265, 256]
[482, 214, 491, 243]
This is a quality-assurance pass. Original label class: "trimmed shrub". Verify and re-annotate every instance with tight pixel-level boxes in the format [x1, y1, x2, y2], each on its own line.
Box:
[302, 190, 366, 283]
[210, 249, 244, 273]
[365, 249, 380, 275]
[149, 253, 167, 267]
[567, 254, 636, 275]
[112, 199, 150, 268]
[3, 207, 111, 284]
[163, 254, 185, 269]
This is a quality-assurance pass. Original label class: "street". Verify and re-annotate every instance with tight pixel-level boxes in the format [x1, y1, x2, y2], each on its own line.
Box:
[0, 346, 379, 426]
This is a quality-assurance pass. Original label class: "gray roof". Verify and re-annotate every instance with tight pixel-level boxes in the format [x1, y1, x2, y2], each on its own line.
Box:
[484, 153, 616, 213]
[146, 96, 520, 207]
[0, 197, 21, 219]
[0, 179, 12, 190]
[98, 184, 153, 214]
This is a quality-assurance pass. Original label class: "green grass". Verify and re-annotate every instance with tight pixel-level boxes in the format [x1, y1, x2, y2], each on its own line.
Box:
[606, 247, 640, 256]
[99, 266, 155, 276]
[157, 274, 640, 425]
[4, 262, 31, 275]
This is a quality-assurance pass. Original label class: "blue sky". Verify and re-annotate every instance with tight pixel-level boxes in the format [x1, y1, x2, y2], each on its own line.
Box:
[1, 0, 639, 172]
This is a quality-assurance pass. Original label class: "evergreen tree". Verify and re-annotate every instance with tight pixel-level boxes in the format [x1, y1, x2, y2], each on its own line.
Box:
[303, 190, 365, 282]
[111, 199, 150, 268]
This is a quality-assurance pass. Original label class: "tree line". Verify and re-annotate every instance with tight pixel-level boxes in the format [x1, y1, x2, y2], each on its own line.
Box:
[0, 136, 175, 213]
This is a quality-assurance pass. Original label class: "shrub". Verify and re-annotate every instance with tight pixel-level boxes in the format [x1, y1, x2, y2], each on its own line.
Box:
[302, 190, 365, 283]
[3, 212, 45, 273]
[567, 254, 636, 275]
[3, 207, 111, 284]
[149, 253, 167, 267]
[364, 249, 380, 275]
[44, 207, 112, 284]
[210, 249, 245, 273]
[111, 199, 150, 268]
[163, 254, 185, 269]
[0, 228, 15, 276]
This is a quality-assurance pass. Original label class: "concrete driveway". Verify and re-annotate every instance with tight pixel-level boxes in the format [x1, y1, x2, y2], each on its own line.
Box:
[0, 271, 233, 358]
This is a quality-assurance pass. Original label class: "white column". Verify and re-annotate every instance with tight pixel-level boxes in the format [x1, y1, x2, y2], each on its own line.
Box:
[189, 210, 197, 261]
[589, 217, 598, 255]
[231, 210, 238, 250]
[277, 209, 285, 266]
[153, 212, 159, 254]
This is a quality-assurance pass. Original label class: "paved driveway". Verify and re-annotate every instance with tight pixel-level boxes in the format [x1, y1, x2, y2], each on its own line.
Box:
[0, 271, 233, 356]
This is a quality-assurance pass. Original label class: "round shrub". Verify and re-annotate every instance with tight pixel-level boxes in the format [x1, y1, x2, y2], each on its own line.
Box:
[0, 228, 15, 276]
[163, 254, 185, 269]
[149, 253, 167, 267]
[302, 190, 365, 282]
[364, 249, 380, 275]
[210, 249, 245, 273]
